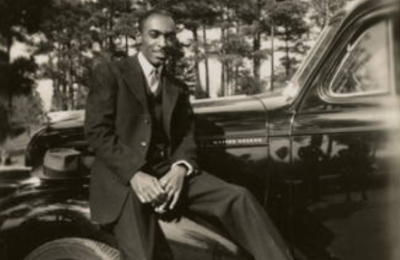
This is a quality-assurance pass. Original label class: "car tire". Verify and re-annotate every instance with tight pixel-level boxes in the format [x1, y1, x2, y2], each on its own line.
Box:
[24, 237, 121, 260]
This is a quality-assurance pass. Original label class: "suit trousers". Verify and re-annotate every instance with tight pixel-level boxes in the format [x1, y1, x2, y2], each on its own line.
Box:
[112, 171, 292, 260]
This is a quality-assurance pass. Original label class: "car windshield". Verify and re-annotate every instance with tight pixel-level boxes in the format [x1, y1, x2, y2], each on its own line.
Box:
[292, 18, 342, 88]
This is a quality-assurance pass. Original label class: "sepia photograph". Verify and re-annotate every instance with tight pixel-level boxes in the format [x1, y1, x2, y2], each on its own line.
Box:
[0, 0, 399, 259]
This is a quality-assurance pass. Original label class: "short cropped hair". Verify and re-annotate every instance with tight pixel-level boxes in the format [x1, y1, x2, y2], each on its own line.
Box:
[138, 9, 174, 33]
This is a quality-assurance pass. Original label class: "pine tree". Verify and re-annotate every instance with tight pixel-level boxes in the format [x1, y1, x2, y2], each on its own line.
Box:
[309, 0, 350, 29]
[272, 0, 309, 80]
[37, 1, 93, 111]
[164, 0, 220, 98]
[0, 0, 50, 110]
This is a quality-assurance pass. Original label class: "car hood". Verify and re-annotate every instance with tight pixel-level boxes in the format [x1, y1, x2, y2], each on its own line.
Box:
[192, 94, 291, 115]
[42, 94, 290, 130]
[0, 166, 37, 200]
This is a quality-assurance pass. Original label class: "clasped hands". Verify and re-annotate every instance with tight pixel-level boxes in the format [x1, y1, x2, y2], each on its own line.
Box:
[130, 164, 187, 214]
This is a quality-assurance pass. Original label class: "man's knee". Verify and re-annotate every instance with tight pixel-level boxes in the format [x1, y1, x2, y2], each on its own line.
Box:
[210, 185, 260, 223]
[228, 185, 256, 205]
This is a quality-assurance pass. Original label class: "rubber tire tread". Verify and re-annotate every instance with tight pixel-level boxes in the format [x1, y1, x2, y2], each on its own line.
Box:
[24, 237, 121, 260]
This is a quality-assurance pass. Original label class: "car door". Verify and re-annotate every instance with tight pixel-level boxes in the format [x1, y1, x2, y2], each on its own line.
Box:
[290, 7, 399, 260]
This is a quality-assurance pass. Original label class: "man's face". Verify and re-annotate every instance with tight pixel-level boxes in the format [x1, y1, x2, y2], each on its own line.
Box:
[140, 14, 176, 67]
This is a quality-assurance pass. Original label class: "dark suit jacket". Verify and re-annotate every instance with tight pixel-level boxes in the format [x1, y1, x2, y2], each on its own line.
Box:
[84, 55, 198, 224]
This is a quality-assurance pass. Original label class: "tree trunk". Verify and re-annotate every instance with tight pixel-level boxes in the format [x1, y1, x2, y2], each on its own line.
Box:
[253, 23, 261, 80]
[61, 41, 67, 110]
[108, 3, 115, 57]
[68, 70, 74, 110]
[270, 22, 275, 92]
[202, 25, 210, 97]
[62, 83, 68, 111]
[192, 28, 202, 98]
[125, 1, 130, 56]
[220, 27, 226, 97]
[54, 44, 62, 110]
[6, 33, 13, 112]
[125, 34, 129, 55]
[253, 0, 262, 80]
[53, 78, 61, 110]
[226, 63, 231, 96]
[235, 23, 240, 92]
[66, 39, 74, 110]
[234, 65, 239, 95]
[285, 24, 290, 79]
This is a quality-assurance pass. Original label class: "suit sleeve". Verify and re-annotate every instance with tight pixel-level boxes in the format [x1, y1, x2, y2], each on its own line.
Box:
[170, 91, 198, 172]
[84, 62, 144, 185]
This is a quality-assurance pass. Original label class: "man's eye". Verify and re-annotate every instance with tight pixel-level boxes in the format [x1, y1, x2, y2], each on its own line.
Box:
[149, 32, 160, 38]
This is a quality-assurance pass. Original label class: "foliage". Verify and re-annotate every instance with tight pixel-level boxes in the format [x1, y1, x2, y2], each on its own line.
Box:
[165, 39, 197, 95]
[0, 0, 49, 104]
[272, 0, 310, 79]
[89, 0, 142, 59]
[3, 57, 37, 95]
[0, 0, 49, 146]
[1, 0, 348, 116]
[309, 0, 351, 29]
[35, 0, 146, 110]
[164, 0, 221, 98]
[0, 0, 51, 46]
[36, 1, 92, 111]
[236, 71, 265, 96]
[12, 91, 46, 133]
[0, 56, 38, 116]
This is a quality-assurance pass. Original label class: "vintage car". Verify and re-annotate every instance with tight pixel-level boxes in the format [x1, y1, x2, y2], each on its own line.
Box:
[1, 0, 399, 259]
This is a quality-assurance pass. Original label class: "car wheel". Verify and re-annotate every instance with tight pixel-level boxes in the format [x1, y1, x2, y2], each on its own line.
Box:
[24, 237, 121, 260]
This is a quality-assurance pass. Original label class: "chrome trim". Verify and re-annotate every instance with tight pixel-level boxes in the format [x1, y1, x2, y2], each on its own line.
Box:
[197, 136, 268, 148]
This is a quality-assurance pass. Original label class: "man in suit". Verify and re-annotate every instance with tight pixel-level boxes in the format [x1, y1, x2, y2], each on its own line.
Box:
[85, 9, 292, 260]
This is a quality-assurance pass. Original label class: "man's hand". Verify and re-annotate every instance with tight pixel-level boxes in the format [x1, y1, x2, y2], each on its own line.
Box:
[130, 171, 166, 204]
[158, 165, 187, 211]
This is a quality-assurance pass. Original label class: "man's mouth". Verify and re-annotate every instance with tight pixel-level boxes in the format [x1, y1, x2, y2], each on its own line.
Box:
[154, 50, 166, 59]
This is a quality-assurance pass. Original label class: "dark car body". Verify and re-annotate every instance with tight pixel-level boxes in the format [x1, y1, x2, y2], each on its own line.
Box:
[1, 0, 399, 259]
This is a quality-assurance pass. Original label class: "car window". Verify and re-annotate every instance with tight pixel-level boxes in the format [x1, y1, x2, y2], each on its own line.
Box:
[329, 20, 391, 97]
[293, 19, 341, 88]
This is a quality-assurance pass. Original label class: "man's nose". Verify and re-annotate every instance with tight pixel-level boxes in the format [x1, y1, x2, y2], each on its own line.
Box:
[158, 35, 167, 47]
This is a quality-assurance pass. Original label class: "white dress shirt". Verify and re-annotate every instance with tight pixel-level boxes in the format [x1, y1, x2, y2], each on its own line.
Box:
[138, 52, 162, 94]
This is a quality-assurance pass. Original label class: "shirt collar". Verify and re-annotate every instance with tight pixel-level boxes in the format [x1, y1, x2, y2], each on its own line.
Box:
[138, 52, 163, 78]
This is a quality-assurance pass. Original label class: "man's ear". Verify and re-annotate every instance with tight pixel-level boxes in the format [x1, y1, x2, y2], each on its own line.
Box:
[136, 32, 142, 45]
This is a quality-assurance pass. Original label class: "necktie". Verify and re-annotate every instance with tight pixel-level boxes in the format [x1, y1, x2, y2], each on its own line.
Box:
[149, 68, 160, 94]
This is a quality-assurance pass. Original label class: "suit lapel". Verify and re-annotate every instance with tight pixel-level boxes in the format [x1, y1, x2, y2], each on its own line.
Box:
[162, 75, 180, 139]
[121, 56, 148, 109]
[120, 55, 180, 139]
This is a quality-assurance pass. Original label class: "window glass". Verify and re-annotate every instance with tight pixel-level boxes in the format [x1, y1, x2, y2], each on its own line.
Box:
[294, 20, 341, 88]
[329, 20, 390, 96]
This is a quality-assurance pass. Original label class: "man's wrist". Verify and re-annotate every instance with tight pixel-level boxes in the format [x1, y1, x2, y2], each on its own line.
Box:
[171, 160, 193, 175]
